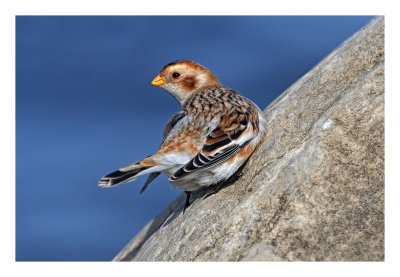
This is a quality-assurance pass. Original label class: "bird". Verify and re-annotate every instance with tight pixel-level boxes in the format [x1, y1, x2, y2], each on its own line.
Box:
[98, 60, 267, 212]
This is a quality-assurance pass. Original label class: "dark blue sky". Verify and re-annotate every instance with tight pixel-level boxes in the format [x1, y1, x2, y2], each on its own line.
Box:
[16, 16, 374, 261]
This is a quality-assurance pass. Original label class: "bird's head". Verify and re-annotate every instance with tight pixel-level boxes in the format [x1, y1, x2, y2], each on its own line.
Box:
[150, 60, 221, 105]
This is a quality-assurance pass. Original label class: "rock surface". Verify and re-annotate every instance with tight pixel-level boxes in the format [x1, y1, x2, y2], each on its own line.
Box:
[114, 17, 384, 261]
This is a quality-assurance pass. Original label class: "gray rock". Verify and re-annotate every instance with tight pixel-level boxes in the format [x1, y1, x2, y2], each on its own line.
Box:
[114, 17, 384, 261]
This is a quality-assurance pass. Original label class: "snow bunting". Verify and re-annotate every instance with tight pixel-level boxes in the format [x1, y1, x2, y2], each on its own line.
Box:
[98, 60, 267, 211]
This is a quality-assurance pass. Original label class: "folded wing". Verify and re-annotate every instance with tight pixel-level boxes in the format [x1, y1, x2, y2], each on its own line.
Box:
[170, 110, 255, 180]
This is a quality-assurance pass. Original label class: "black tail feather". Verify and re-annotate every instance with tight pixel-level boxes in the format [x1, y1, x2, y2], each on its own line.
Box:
[98, 167, 149, 187]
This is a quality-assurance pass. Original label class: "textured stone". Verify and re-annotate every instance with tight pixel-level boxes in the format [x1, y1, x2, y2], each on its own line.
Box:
[114, 17, 384, 261]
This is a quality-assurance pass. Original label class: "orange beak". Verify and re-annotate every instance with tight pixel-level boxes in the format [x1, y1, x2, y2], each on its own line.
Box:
[150, 75, 164, 86]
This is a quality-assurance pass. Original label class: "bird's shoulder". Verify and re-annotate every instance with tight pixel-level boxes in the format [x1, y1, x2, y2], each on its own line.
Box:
[182, 86, 258, 129]
[182, 86, 247, 114]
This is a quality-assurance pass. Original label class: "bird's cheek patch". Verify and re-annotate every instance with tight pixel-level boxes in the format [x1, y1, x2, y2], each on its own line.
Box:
[181, 76, 197, 91]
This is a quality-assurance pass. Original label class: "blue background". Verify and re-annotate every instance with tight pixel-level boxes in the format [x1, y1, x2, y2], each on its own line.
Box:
[16, 16, 374, 261]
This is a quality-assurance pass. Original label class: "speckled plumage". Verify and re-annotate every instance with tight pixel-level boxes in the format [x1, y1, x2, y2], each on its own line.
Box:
[99, 60, 266, 202]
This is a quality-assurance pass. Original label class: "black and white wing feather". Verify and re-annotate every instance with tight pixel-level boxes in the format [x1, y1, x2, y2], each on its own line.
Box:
[170, 113, 253, 181]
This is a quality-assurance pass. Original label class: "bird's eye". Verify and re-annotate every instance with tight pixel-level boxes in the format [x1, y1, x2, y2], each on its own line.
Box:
[172, 72, 180, 78]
